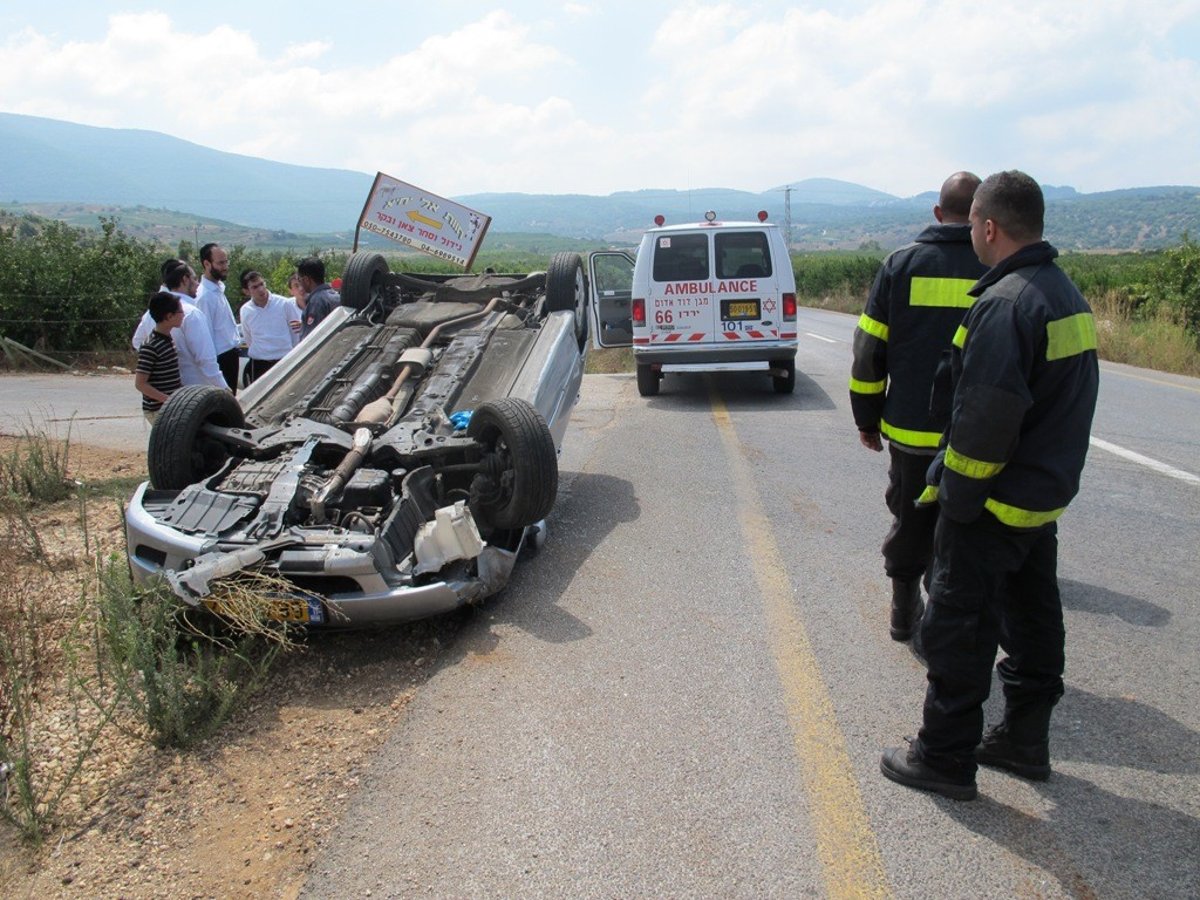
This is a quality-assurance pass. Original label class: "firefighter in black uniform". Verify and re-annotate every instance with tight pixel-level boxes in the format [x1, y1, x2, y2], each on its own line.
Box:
[880, 170, 1100, 800]
[850, 172, 987, 641]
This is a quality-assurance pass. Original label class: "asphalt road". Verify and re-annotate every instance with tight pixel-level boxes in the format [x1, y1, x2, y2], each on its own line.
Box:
[299, 310, 1198, 898]
[3, 312, 1196, 898]
[0, 369, 154, 450]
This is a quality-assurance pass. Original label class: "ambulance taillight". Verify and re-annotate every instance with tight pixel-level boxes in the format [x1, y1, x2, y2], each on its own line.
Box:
[632, 297, 647, 327]
[757, 210, 769, 222]
[782, 293, 797, 321]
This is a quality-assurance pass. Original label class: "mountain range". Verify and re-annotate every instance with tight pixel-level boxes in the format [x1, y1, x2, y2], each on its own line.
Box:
[2, 112, 1198, 251]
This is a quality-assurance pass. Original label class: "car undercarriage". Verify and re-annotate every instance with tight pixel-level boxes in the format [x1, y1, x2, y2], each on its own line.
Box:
[126, 251, 588, 626]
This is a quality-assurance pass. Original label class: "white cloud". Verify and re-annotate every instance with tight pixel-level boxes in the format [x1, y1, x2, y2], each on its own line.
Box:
[626, 0, 1200, 195]
[0, 2, 1198, 196]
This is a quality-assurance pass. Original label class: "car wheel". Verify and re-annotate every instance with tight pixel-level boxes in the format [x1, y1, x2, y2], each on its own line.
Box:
[636, 363, 660, 397]
[772, 359, 796, 394]
[467, 398, 558, 530]
[545, 252, 588, 345]
[148, 385, 246, 490]
[341, 252, 390, 311]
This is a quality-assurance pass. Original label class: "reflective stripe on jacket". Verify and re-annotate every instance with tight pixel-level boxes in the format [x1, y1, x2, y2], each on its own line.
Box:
[933, 241, 1099, 529]
[850, 223, 988, 454]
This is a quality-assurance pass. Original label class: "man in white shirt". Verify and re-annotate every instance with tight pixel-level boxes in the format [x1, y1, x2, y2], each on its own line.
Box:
[132, 262, 228, 390]
[195, 243, 242, 393]
[238, 270, 302, 385]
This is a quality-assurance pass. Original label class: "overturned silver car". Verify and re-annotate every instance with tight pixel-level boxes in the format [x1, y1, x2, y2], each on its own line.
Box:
[125, 251, 589, 626]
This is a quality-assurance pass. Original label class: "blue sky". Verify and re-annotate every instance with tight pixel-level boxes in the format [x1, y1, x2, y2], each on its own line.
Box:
[2, 1, 1198, 198]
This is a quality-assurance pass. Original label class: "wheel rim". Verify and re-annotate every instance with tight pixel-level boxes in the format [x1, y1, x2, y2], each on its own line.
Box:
[572, 267, 586, 340]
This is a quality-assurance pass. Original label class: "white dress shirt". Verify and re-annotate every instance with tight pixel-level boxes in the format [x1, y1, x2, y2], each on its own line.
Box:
[239, 293, 302, 361]
[194, 276, 241, 355]
[132, 294, 226, 389]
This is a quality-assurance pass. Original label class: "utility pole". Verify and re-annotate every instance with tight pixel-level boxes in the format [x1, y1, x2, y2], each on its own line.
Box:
[773, 185, 795, 247]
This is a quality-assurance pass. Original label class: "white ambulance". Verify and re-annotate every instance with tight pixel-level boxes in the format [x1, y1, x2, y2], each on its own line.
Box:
[588, 211, 798, 396]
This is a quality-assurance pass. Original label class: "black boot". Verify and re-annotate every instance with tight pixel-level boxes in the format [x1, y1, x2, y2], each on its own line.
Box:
[880, 746, 977, 801]
[889, 578, 923, 641]
[976, 702, 1055, 781]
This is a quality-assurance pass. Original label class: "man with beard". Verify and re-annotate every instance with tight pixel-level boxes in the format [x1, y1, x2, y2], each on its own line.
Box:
[195, 242, 242, 392]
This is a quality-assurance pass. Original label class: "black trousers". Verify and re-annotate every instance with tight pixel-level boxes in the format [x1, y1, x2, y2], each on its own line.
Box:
[882, 444, 939, 582]
[914, 512, 1064, 776]
[243, 357, 279, 386]
[217, 347, 241, 394]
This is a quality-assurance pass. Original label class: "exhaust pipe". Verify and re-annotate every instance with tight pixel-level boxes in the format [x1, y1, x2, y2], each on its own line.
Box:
[356, 297, 503, 427]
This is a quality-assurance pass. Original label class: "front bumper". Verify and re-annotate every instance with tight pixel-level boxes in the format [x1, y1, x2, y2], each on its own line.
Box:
[124, 481, 523, 627]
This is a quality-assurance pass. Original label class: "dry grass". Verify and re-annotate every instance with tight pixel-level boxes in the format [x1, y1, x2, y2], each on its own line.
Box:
[1091, 290, 1200, 377]
[800, 287, 867, 315]
[199, 570, 338, 643]
[815, 286, 1200, 377]
[585, 346, 634, 374]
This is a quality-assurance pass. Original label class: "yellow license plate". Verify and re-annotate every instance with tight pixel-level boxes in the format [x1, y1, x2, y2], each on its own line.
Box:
[726, 301, 758, 319]
[204, 597, 312, 623]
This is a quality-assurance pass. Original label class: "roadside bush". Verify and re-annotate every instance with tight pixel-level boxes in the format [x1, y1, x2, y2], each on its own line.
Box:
[1155, 235, 1200, 339]
[0, 218, 160, 355]
[95, 564, 283, 749]
[0, 423, 73, 506]
[792, 251, 882, 303]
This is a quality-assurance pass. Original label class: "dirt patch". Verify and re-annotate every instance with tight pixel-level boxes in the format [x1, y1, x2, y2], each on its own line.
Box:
[0, 439, 460, 898]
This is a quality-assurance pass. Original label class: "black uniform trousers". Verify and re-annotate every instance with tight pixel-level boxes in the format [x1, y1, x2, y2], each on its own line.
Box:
[913, 511, 1065, 777]
[882, 444, 939, 582]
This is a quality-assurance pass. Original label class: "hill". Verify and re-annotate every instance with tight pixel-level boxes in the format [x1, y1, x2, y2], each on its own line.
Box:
[0, 112, 371, 234]
[1, 112, 1198, 251]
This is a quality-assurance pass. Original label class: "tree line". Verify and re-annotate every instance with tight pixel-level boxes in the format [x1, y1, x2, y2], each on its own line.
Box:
[1, 215, 1197, 361]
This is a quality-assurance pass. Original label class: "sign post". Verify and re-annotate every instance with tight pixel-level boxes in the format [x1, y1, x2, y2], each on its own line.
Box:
[354, 172, 491, 270]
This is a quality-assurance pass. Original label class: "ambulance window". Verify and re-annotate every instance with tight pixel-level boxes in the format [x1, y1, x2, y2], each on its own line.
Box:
[593, 254, 632, 294]
[715, 232, 772, 279]
[652, 233, 709, 282]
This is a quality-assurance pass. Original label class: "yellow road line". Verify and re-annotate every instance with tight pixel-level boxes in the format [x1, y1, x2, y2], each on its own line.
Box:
[710, 391, 890, 898]
[1100, 363, 1200, 394]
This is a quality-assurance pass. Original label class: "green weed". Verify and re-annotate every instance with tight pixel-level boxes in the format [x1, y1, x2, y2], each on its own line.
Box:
[0, 424, 72, 506]
[95, 562, 283, 750]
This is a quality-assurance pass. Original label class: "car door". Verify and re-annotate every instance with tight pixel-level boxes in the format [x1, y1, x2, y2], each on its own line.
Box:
[587, 251, 635, 348]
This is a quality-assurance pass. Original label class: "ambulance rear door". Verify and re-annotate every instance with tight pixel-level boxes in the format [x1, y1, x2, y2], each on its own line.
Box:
[646, 230, 718, 347]
[711, 227, 784, 345]
[587, 250, 635, 349]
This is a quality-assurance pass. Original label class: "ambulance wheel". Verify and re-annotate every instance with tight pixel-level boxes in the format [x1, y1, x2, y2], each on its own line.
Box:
[467, 398, 559, 531]
[148, 385, 245, 490]
[341, 252, 390, 311]
[636, 363, 660, 397]
[772, 359, 796, 394]
[545, 252, 588, 345]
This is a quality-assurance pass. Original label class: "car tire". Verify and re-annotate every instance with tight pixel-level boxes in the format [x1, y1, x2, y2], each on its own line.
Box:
[341, 252, 390, 311]
[772, 359, 796, 394]
[545, 251, 588, 345]
[636, 363, 660, 397]
[467, 398, 559, 530]
[148, 385, 246, 490]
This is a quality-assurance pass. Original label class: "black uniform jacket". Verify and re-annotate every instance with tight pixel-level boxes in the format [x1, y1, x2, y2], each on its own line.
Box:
[850, 223, 988, 454]
[929, 241, 1100, 529]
